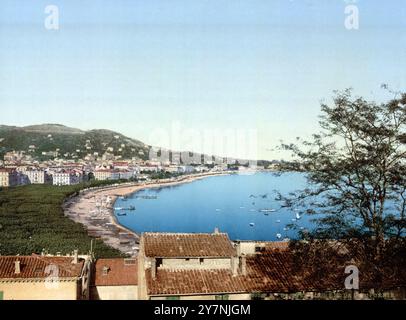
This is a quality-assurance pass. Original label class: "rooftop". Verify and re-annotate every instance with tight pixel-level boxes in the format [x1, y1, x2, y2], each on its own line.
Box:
[93, 258, 138, 286]
[0, 255, 84, 280]
[143, 232, 236, 258]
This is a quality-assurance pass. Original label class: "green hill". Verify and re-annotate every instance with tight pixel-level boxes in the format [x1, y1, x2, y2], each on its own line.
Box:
[0, 124, 150, 161]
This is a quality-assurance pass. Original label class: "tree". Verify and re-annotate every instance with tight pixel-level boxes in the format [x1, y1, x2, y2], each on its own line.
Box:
[279, 87, 406, 260]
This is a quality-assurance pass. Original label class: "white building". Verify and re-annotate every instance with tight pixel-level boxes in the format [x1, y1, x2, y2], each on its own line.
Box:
[23, 169, 50, 184]
[52, 171, 82, 186]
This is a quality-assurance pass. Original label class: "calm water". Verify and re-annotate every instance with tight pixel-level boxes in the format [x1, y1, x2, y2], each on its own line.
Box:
[115, 172, 317, 241]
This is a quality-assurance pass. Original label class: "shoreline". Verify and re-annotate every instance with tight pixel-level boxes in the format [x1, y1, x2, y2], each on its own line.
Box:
[63, 172, 231, 257]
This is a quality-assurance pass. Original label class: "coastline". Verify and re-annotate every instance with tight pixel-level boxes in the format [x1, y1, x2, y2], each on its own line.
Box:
[63, 172, 231, 257]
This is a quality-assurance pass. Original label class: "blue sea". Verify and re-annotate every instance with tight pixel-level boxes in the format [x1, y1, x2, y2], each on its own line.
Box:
[114, 172, 318, 241]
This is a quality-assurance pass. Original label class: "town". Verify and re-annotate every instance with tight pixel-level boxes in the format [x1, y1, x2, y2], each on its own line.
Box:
[0, 149, 275, 188]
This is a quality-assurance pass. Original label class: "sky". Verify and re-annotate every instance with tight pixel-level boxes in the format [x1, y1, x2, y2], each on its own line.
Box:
[1, 0, 406, 160]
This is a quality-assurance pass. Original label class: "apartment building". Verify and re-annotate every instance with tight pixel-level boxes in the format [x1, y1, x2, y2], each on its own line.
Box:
[52, 171, 82, 186]
[23, 169, 51, 184]
[0, 168, 19, 187]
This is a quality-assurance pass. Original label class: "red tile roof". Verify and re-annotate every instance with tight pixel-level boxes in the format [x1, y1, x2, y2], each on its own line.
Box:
[143, 233, 236, 258]
[93, 258, 138, 286]
[146, 248, 406, 296]
[0, 255, 84, 280]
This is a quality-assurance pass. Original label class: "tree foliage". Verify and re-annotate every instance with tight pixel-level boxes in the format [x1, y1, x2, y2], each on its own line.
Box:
[280, 88, 406, 258]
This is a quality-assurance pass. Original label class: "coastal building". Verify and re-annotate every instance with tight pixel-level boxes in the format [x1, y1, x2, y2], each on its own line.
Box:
[0, 252, 92, 300]
[0, 168, 19, 187]
[93, 169, 134, 181]
[22, 169, 51, 185]
[90, 258, 138, 300]
[52, 171, 82, 186]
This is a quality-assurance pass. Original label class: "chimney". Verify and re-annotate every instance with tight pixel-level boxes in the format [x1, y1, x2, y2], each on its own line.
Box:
[151, 258, 156, 280]
[240, 254, 247, 276]
[231, 256, 238, 276]
[15, 260, 21, 274]
[72, 249, 78, 264]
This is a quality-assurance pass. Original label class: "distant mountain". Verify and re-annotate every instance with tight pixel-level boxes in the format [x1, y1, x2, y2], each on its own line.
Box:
[22, 124, 84, 135]
[0, 124, 150, 161]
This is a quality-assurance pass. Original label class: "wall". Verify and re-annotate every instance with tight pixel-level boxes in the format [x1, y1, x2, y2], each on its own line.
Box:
[91, 285, 138, 300]
[0, 280, 78, 300]
[161, 258, 231, 270]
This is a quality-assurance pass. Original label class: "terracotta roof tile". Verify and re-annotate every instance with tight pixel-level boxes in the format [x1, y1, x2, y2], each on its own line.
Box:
[0, 255, 84, 280]
[143, 233, 236, 258]
[93, 258, 138, 286]
[146, 249, 406, 296]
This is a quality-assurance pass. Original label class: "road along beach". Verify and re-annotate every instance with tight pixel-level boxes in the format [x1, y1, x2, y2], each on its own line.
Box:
[63, 172, 230, 257]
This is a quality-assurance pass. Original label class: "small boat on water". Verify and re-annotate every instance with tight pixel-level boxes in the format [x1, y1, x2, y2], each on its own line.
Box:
[117, 212, 127, 216]
[276, 219, 281, 223]
[259, 209, 276, 213]
[276, 233, 282, 239]
[128, 206, 136, 211]
[115, 207, 124, 211]
[215, 208, 221, 212]
[295, 213, 301, 220]
[239, 206, 245, 209]
[249, 222, 255, 227]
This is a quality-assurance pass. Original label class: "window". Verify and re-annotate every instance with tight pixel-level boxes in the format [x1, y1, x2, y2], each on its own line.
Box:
[166, 296, 180, 300]
[215, 295, 229, 300]
[156, 258, 163, 267]
[199, 258, 204, 264]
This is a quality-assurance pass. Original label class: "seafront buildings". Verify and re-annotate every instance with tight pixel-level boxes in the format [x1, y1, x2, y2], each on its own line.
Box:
[1, 231, 405, 300]
[0, 151, 253, 187]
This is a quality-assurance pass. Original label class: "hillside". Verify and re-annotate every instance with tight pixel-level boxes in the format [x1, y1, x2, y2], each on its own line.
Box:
[0, 124, 150, 161]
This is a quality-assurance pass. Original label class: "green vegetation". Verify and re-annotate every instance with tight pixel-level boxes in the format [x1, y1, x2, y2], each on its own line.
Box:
[0, 124, 150, 160]
[0, 182, 125, 258]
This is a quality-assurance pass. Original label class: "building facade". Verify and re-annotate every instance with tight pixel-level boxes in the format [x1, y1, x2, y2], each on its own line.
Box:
[0, 168, 19, 187]
[0, 253, 91, 300]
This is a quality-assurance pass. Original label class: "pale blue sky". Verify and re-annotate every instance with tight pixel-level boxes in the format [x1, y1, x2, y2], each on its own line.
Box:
[1, 0, 405, 159]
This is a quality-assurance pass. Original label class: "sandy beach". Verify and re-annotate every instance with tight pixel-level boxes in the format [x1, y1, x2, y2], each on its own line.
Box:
[63, 172, 230, 257]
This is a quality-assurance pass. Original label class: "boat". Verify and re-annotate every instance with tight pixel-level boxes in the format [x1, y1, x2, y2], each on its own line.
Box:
[215, 208, 221, 212]
[115, 207, 124, 211]
[128, 206, 136, 211]
[239, 206, 245, 209]
[249, 222, 255, 227]
[276, 233, 282, 239]
[117, 212, 127, 216]
[259, 209, 276, 213]
[295, 213, 301, 220]
[291, 218, 296, 222]
[276, 219, 281, 223]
